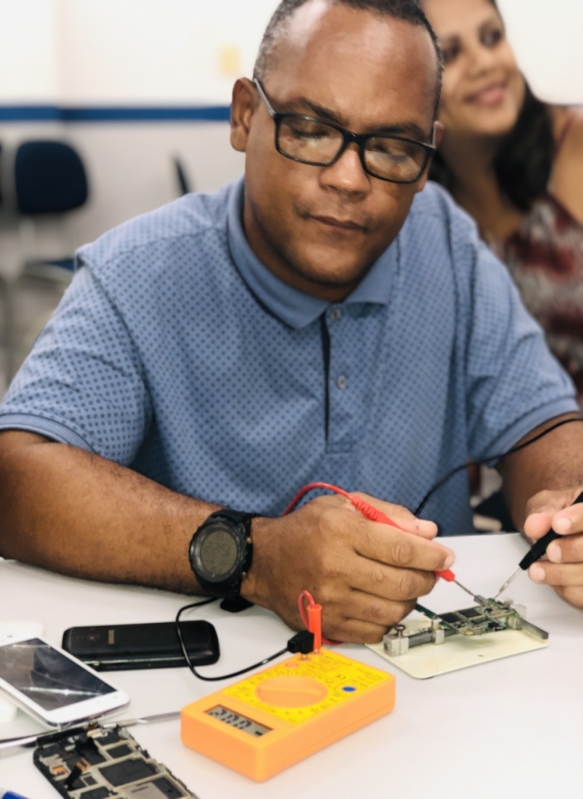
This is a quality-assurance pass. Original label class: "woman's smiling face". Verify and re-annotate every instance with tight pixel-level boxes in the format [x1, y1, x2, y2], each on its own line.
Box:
[423, 0, 525, 139]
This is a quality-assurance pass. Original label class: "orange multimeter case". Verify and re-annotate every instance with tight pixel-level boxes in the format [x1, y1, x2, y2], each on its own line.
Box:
[181, 648, 395, 781]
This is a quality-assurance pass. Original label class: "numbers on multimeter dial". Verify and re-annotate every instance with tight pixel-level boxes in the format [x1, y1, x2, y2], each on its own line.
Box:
[206, 705, 272, 737]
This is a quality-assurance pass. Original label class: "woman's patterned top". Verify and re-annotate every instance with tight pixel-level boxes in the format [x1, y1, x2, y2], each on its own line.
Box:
[491, 193, 583, 402]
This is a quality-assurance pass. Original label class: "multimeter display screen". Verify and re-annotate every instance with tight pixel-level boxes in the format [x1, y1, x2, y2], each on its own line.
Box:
[206, 705, 271, 737]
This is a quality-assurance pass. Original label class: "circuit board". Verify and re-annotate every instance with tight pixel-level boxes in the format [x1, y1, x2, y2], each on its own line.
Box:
[415, 599, 548, 640]
[367, 599, 549, 679]
[34, 724, 197, 799]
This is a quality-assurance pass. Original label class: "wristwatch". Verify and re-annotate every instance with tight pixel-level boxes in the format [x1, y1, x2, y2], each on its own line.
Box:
[189, 509, 256, 606]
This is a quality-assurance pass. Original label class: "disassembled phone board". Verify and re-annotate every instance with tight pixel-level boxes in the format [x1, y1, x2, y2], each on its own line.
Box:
[367, 598, 549, 679]
[34, 724, 197, 799]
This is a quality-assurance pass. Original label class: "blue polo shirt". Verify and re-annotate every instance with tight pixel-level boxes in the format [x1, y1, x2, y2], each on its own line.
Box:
[0, 179, 577, 533]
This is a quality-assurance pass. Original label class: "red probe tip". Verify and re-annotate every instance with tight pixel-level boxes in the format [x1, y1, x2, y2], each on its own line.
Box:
[435, 569, 455, 582]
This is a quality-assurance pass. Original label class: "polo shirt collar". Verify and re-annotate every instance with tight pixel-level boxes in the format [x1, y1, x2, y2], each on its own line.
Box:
[227, 178, 398, 329]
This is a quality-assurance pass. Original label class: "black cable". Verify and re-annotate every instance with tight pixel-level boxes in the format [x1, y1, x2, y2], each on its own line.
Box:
[175, 601, 312, 681]
[413, 415, 583, 516]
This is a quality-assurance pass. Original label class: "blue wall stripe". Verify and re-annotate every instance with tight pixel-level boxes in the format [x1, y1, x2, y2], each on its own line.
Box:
[0, 105, 231, 123]
[0, 106, 62, 121]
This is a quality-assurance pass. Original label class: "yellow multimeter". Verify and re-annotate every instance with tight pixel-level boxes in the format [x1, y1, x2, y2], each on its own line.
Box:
[181, 648, 395, 781]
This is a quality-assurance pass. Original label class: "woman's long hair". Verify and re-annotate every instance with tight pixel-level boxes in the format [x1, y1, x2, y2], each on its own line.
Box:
[430, 85, 555, 212]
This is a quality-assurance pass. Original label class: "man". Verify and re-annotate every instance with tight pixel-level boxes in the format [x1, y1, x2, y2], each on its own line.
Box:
[1, 0, 583, 644]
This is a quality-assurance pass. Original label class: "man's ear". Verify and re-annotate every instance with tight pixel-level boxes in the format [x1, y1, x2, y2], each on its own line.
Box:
[415, 120, 444, 193]
[230, 78, 258, 153]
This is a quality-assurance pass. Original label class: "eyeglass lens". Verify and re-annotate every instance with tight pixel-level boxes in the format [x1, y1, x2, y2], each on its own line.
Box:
[277, 117, 428, 182]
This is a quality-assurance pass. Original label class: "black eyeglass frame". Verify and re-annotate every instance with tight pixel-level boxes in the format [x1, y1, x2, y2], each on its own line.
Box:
[252, 78, 437, 185]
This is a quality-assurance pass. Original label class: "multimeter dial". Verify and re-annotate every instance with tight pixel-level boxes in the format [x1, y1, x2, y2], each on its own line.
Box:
[182, 649, 396, 782]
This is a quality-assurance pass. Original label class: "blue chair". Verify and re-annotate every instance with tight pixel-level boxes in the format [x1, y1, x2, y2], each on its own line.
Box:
[14, 140, 88, 216]
[14, 140, 88, 276]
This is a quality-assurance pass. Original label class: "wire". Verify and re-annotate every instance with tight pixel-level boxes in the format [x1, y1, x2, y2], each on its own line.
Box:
[176, 416, 583, 679]
[412, 415, 583, 516]
[175, 600, 289, 681]
[284, 481, 404, 528]
[283, 481, 352, 514]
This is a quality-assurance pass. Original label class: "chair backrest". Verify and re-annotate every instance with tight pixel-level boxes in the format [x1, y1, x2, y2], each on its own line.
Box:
[14, 141, 88, 215]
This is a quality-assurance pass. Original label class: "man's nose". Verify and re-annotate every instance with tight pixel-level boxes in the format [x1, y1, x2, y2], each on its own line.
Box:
[319, 143, 371, 194]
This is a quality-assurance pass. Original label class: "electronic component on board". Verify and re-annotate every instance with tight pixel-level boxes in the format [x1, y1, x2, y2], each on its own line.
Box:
[383, 599, 547, 657]
[368, 598, 550, 679]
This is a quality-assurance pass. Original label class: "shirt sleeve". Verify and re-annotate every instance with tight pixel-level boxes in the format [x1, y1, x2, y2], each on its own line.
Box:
[464, 237, 579, 461]
[0, 264, 152, 465]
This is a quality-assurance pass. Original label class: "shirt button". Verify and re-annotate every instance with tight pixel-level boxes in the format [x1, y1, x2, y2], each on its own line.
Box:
[329, 308, 342, 322]
[336, 375, 348, 389]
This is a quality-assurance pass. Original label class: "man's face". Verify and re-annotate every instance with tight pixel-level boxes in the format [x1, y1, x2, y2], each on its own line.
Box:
[231, 1, 439, 300]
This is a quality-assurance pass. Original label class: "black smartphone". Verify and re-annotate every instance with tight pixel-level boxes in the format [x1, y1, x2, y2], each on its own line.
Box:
[62, 620, 219, 671]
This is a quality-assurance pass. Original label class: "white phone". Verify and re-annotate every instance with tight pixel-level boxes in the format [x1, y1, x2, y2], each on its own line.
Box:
[0, 633, 129, 727]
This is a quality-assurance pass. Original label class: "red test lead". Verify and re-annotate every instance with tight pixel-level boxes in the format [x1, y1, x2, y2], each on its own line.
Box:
[298, 590, 330, 647]
[351, 497, 483, 600]
[285, 482, 483, 601]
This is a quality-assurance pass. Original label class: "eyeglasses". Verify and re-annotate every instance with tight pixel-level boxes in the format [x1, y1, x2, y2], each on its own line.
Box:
[253, 78, 436, 185]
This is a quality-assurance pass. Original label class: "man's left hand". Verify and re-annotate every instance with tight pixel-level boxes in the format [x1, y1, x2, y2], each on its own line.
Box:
[523, 486, 583, 608]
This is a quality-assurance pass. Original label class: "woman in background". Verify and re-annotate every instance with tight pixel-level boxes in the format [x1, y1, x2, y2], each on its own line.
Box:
[422, 0, 583, 400]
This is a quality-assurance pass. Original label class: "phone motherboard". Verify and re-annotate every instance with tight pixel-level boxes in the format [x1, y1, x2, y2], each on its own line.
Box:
[34, 725, 197, 799]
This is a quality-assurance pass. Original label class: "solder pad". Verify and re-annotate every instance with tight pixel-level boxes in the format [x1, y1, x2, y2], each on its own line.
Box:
[367, 616, 549, 679]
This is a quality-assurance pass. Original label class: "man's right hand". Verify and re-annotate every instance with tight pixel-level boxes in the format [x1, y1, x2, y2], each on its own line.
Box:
[241, 492, 455, 644]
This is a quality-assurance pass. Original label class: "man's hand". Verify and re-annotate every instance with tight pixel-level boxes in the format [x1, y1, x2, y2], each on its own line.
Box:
[524, 486, 583, 608]
[241, 492, 455, 644]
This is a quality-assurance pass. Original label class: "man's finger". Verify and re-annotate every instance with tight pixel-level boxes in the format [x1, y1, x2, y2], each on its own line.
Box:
[350, 492, 438, 540]
[326, 617, 406, 645]
[552, 501, 583, 535]
[529, 561, 583, 587]
[553, 585, 583, 609]
[350, 558, 436, 600]
[524, 487, 583, 540]
[342, 590, 416, 627]
[546, 533, 583, 564]
[523, 511, 553, 542]
[355, 522, 455, 573]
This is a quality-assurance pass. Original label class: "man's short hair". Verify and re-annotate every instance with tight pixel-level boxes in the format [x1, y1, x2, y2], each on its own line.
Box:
[254, 0, 443, 116]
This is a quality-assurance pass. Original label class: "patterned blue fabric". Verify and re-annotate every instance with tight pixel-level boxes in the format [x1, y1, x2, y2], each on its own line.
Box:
[0, 179, 577, 533]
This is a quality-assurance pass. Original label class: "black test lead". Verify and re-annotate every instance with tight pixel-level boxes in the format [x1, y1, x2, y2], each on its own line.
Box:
[495, 489, 583, 598]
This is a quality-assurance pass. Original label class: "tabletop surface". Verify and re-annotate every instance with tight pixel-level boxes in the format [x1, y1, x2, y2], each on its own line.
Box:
[1, 533, 582, 798]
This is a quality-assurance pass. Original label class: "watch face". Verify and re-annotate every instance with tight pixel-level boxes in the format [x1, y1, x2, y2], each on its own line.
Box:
[197, 525, 239, 581]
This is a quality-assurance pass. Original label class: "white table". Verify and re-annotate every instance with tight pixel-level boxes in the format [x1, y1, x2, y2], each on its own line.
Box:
[1, 534, 582, 798]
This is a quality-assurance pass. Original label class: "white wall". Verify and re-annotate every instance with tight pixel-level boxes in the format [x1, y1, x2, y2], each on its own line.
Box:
[498, 0, 583, 105]
[0, 0, 58, 102]
[58, 0, 277, 105]
[0, 0, 279, 106]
